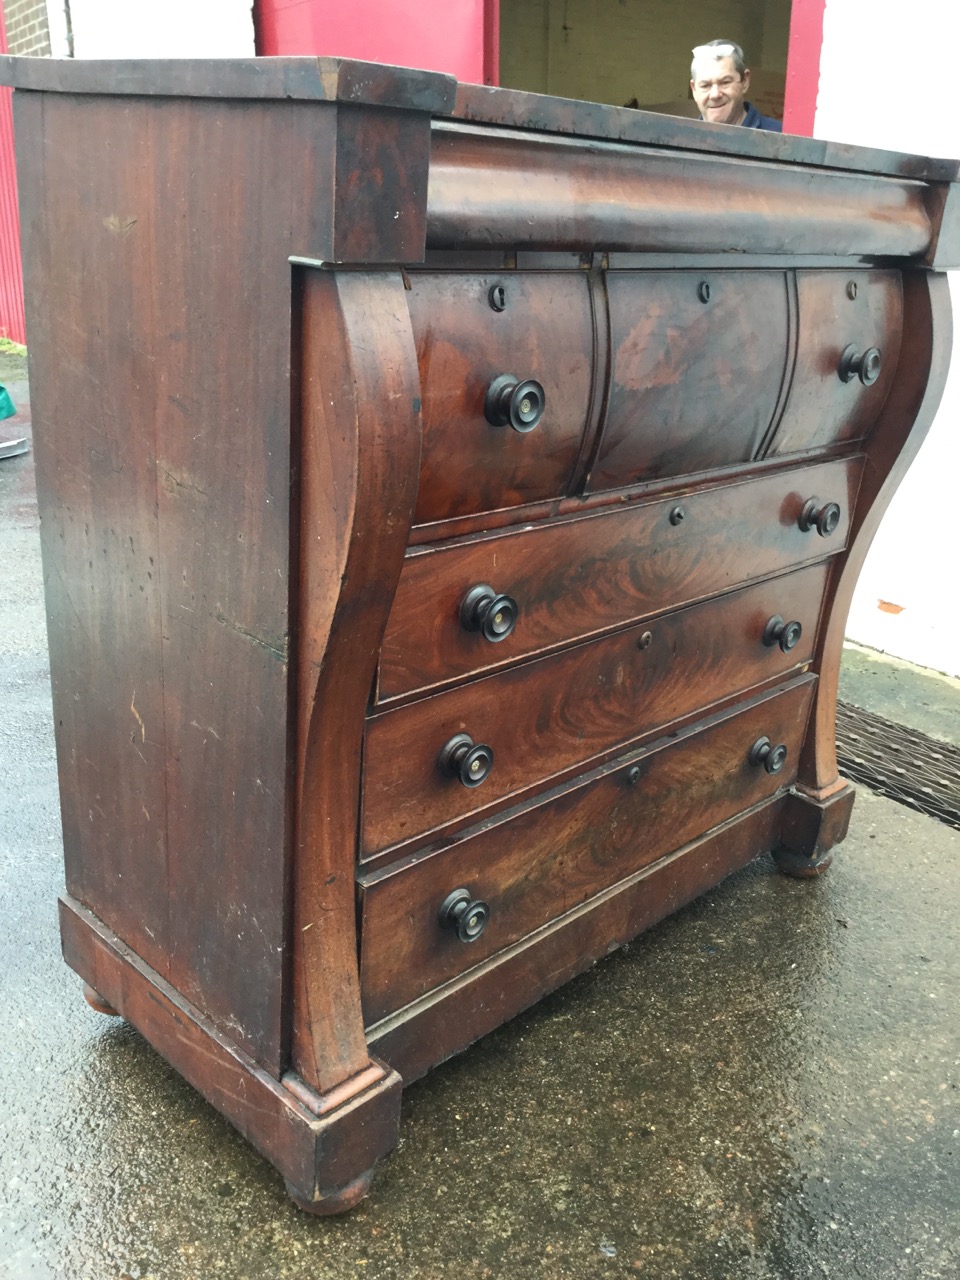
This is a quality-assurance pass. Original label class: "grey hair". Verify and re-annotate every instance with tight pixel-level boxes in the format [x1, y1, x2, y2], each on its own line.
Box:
[690, 40, 746, 79]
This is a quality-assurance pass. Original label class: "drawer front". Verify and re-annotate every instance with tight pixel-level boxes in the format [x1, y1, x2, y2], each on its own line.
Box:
[587, 270, 790, 491]
[770, 269, 902, 456]
[379, 456, 860, 702]
[359, 677, 815, 1023]
[408, 271, 595, 523]
[362, 564, 828, 857]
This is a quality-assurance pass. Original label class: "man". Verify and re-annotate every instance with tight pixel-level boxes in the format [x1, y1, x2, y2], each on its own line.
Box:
[690, 40, 782, 131]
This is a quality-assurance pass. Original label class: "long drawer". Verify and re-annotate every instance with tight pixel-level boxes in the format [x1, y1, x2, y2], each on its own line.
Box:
[362, 564, 828, 857]
[359, 676, 816, 1024]
[378, 456, 860, 702]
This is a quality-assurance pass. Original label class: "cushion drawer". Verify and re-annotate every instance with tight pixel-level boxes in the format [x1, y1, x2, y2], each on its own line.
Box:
[587, 269, 790, 491]
[407, 270, 594, 523]
[769, 269, 902, 455]
[362, 564, 828, 858]
[359, 676, 816, 1024]
[378, 456, 860, 702]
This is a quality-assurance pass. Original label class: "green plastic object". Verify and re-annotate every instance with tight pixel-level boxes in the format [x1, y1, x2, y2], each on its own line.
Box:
[0, 385, 15, 420]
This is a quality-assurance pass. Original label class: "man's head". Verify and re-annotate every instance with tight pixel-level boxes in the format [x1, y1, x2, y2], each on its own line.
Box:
[690, 40, 750, 126]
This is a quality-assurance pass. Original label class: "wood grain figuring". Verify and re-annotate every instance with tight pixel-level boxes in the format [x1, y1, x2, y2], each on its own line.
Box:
[589, 271, 790, 489]
[771, 270, 903, 456]
[359, 677, 815, 1022]
[427, 126, 935, 259]
[407, 270, 593, 521]
[363, 565, 828, 857]
[291, 269, 422, 1095]
[367, 795, 788, 1082]
[379, 458, 859, 701]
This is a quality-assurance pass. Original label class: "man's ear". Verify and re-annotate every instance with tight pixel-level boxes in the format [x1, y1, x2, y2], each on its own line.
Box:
[742, 68, 752, 93]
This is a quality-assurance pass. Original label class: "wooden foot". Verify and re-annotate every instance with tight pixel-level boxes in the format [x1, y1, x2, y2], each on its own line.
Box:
[82, 982, 121, 1016]
[775, 781, 855, 871]
[772, 845, 834, 878]
[60, 896, 403, 1215]
[284, 1169, 375, 1216]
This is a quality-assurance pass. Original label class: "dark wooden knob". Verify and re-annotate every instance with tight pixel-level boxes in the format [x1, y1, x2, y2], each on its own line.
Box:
[838, 344, 882, 386]
[484, 373, 546, 433]
[438, 888, 490, 943]
[798, 497, 841, 537]
[749, 736, 788, 775]
[438, 733, 494, 788]
[460, 584, 519, 642]
[763, 615, 803, 652]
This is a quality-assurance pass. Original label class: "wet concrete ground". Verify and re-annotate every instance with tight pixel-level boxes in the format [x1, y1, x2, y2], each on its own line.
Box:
[2, 358, 959, 1279]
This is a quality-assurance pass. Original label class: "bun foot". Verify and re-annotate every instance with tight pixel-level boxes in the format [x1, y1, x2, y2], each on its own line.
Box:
[772, 846, 833, 879]
[82, 982, 120, 1015]
[284, 1169, 375, 1216]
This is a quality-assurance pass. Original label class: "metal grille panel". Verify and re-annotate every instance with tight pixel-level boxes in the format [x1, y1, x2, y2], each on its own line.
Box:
[836, 700, 960, 830]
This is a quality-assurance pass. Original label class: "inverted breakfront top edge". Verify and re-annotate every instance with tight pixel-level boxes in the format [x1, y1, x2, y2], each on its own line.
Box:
[0, 54, 957, 186]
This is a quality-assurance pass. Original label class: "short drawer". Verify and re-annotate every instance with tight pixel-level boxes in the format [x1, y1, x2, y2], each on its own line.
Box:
[587, 269, 790, 491]
[378, 456, 860, 702]
[769, 269, 902, 455]
[407, 270, 594, 523]
[362, 564, 828, 857]
[359, 676, 816, 1023]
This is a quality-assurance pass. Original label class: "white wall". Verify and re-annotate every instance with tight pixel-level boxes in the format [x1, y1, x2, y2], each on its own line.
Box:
[46, 0, 255, 58]
[815, 0, 960, 676]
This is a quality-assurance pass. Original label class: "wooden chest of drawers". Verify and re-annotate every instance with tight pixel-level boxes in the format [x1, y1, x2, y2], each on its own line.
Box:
[3, 54, 957, 1215]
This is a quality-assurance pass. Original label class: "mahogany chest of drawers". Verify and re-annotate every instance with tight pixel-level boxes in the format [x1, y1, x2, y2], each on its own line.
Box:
[3, 54, 958, 1214]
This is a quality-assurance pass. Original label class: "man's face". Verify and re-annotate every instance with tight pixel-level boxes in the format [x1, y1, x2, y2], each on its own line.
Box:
[690, 55, 750, 125]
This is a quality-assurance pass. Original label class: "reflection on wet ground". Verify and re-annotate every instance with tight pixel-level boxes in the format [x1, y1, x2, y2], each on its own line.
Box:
[2, 369, 958, 1279]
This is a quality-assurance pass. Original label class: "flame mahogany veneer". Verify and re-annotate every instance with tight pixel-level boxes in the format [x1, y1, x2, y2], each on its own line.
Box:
[2, 54, 956, 1214]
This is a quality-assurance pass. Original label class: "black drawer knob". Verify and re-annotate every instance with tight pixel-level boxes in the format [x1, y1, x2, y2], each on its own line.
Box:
[798, 497, 841, 537]
[838, 344, 882, 386]
[763, 615, 803, 652]
[749, 736, 788, 775]
[438, 733, 494, 788]
[484, 373, 546, 433]
[460, 584, 519, 642]
[438, 888, 491, 943]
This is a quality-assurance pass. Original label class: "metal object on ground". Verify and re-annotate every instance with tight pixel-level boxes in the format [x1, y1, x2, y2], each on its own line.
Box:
[836, 699, 960, 830]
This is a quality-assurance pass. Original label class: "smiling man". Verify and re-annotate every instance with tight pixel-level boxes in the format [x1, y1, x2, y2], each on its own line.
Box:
[690, 40, 782, 131]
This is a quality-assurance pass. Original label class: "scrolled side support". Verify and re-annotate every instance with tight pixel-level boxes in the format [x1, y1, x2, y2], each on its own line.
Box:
[287, 267, 424, 1208]
[780, 269, 953, 874]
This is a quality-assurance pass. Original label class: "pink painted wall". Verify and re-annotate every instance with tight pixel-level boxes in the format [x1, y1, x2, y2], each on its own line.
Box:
[0, 0, 26, 345]
[255, 0, 499, 85]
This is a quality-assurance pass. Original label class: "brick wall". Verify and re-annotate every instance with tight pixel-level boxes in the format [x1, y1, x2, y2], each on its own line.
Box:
[4, 0, 51, 55]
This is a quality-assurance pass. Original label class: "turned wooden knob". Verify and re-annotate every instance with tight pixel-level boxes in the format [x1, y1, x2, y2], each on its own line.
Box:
[484, 373, 545, 433]
[438, 888, 491, 943]
[749, 736, 788, 775]
[838, 344, 882, 386]
[438, 733, 494, 787]
[460, 584, 519, 642]
[798, 497, 841, 537]
[763, 615, 803, 652]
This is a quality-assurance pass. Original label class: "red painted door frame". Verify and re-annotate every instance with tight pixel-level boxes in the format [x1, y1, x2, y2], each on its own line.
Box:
[783, 0, 827, 137]
[0, 0, 26, 345]
[255, 0, 500, 85]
